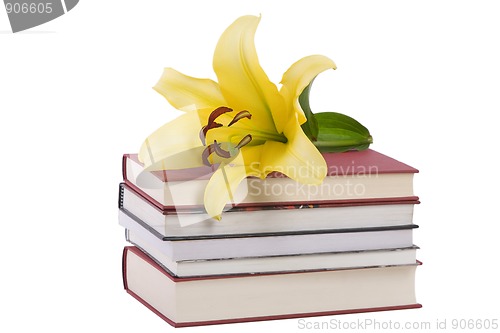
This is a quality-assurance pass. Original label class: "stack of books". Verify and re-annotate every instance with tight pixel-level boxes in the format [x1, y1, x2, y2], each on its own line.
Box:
[118, 149, 421, 327]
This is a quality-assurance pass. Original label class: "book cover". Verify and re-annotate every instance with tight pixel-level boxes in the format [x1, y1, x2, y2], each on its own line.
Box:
[124, 149, 419, 182]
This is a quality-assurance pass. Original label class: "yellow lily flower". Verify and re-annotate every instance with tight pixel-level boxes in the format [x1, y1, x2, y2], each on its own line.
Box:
[139, 15, 337, 220]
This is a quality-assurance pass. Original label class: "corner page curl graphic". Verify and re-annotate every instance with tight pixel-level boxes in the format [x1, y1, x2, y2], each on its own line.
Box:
[4, 0, 79, 33]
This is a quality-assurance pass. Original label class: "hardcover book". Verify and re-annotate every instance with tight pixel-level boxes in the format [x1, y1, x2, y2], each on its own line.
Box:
[123, 149, 419, 210]
[123, 246, 422, 327]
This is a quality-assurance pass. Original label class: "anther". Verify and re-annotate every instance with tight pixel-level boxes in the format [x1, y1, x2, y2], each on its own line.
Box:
[202, 144, 216, 166]
[228, 110, 252, 127]
[235, 134, 252, 149]
[208, 106, 233, 125]
[213, 140, 231, 158]
[199, 122, 222, 145]
[200, 106, 233, 145]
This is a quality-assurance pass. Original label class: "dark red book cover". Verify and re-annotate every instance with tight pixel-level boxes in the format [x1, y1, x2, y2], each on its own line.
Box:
[123, 149, 419, 182]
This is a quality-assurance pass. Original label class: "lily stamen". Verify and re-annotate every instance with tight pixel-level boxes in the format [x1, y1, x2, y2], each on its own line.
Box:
[207, 106, 233, 125]
[228, 110, 252, 127]
[201, 107, 254, 145]
[201, 135, 252, 166]
[200, 106, 233, 144]
[201, 144, 216, 166]
[202, 140, 233, 166]
[213, 140, 231, 158]
[235, 134, 252, 149]
[200, 122, 222, 145]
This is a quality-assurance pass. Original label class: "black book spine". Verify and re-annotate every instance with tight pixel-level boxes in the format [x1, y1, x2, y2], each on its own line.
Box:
[118, 183, 124, 209]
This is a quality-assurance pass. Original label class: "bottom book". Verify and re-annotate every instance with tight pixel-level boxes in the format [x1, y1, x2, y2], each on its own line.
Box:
[122, 246, 421, 327]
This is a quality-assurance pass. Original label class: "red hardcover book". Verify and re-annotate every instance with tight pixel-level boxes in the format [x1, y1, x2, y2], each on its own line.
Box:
[122, 149, 419, 211]
[122, 246, 422, 327]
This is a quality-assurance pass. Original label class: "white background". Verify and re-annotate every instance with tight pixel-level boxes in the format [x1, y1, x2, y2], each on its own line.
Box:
[1, 0, 499, 332]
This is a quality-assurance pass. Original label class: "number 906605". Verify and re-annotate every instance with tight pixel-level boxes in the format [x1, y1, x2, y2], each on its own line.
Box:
[5, 2, 53, 14]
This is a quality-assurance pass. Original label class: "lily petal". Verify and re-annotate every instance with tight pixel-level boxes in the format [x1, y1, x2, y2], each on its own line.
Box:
[203, 165, 250, 220]
[138, 109, 211, 171]
[203, 147, 263, 219]
[154, 68, 226, 112]
[260, 118, 327, 184]
[213, 15, 287, 133]
[238, 145, 264, 170]
[280, 55, 337, 124]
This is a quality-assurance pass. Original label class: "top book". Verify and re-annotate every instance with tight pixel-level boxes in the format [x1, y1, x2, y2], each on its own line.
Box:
[123, 149, 418, 210]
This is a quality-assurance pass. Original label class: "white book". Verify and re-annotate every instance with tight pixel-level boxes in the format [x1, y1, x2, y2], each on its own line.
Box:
[118, 209, 417, 261]
[120, 183, 417, 239]
[127, 227, 418, 277]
